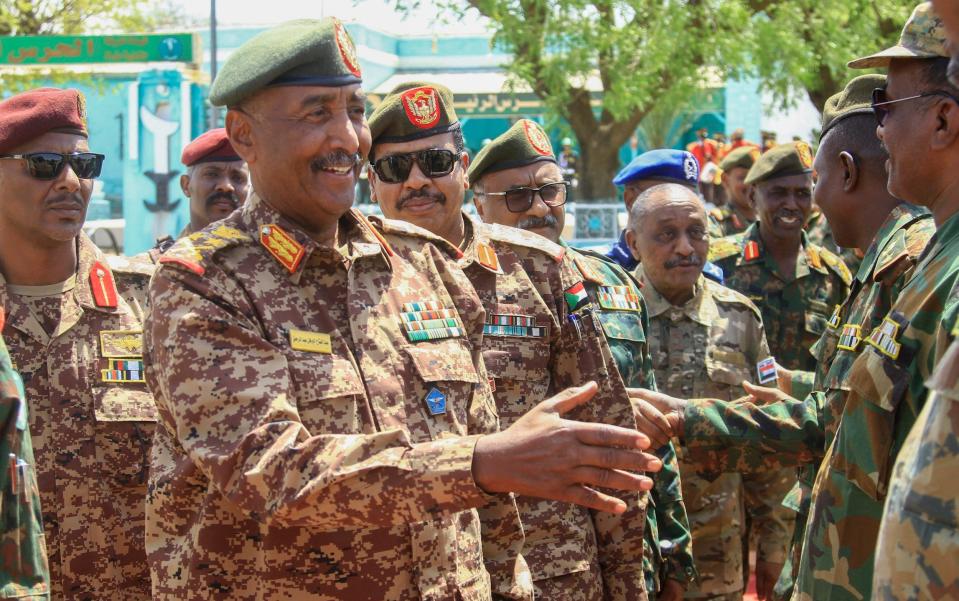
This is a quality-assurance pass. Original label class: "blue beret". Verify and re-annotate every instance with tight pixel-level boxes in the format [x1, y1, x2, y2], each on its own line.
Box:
[613, 149, 699, 187]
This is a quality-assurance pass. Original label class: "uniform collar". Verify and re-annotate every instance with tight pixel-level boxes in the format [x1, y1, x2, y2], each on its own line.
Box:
[860, 203, 930, 283]
[636, 268, 714, 326]
[741, 222, 825, 280]
[459, 212, 502, 274]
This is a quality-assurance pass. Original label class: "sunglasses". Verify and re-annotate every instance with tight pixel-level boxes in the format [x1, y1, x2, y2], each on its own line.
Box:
[482, 181, 570, 213]
[371, 149, 459, 184]
[871, 88, 959, 126]
[0, 152, 105, 180]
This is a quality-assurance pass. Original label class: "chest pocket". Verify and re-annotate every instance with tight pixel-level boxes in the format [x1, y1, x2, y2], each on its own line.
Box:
[93, 386, 157, 488]
[482, 337, 550, 423]
[597, 311, 648, 388]
[804, 310, 829, 337]
[830, 348, 909, 501]
[705, 349, 752, 400]
[288, 353, 365, 435]
[406, 341, 480, 440]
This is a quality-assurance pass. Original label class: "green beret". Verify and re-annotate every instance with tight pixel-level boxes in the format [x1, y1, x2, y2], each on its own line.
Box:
[744, 141, 814, 185]
[369, 82, 459, 144]
[820, 74, 886, 140]
[467, 119, 556, 184]
[209, 17, 362, 107]
[719, 146, 761, 172]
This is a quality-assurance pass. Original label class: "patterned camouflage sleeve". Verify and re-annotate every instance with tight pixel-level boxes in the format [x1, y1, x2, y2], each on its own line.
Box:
[146, 265, 497, 532]
[0, 334, 49, 600]
[788, 370, 815, 401]
[684, 380, 825, 474]
[652, 442, 696, 587]
[741, 467, 794, 565]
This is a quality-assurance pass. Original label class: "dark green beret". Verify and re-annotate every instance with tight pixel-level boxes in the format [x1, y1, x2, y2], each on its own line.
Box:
[369, 82, 459, 144]
[719, 145, 761, 172]
[820, 74, 886, 140]
[467, 119, 556, 184]
[744, 141, 814, 185]
[209, 17, 362, 107]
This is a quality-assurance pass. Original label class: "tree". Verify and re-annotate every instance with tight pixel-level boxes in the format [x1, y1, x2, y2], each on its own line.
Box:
[393, 0, 914, 200]
[0, 0, 189, 36]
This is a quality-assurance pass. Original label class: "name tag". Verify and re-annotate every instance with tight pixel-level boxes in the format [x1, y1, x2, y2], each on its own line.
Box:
[290, 330, 332, 354]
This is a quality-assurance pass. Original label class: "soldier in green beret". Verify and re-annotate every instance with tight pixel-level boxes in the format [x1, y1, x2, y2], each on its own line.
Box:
[462, 117, 696, 601]
[368, 82, 663, 600]
[710, 145, 760, 237]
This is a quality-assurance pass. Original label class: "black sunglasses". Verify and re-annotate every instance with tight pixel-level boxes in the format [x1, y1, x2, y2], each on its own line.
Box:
[371, 149, 458, 183]
[481, 181, 570, 213]
[0, 152, 105, 180]
[871, 87, 959, 126]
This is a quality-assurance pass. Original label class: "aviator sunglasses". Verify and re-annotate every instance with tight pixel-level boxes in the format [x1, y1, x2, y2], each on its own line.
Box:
[371, 149, 459, 183]
[0, 152, 105, 180]
[481, 181, 570, 213]
[871, 87, 959, 126]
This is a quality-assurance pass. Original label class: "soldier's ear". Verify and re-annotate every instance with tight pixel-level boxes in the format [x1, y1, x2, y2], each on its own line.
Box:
[624, 227, 641, 261]
[179, 174, 191, 197]
[460, 153, 470, 191]
[931, 96, 959, 150]
[839, 151, 859, 192]
[225, 108, 256, 164]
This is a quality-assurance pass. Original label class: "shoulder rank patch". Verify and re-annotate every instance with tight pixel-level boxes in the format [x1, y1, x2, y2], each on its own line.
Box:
[820, 248, 852, 285]
[260, 224, 305, 273]
[565, 281, 589, 312]
[597, 286, 642, 312]
[708, 237, 741, 262]
[827, 304, 843, 330]
[484, 314, 548, 338]
[573, 254, 605, 285]
[100, 329, 143, 358]
[743, 240, 761, 262]
[757, 357, 777, 384]
[866, 313, 909, 360]
[401, 301, 464, 342]
[710, 207, 724, 221]
[353, 209, 395, 258]
[89, 261, 118, 308]
[475, 241, 501, 273]
[0, 306, 5, 332]
[837, 323, 863, 352]
[483, 222, 565, 262]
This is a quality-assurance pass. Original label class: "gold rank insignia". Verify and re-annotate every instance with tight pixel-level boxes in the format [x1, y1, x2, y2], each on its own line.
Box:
[475, 242, 501, 273]
[866, 314, 907, 360]
[827, 304, 843, 329]
[260, 224, 305, 273]
[807, 246, 823, 269]
[99, 330, 143, 358]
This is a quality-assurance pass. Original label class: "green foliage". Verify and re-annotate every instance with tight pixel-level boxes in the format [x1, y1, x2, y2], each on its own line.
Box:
[0, 0, 188, 36]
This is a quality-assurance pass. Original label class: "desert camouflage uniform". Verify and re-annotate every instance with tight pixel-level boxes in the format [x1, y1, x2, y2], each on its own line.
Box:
[638, 270, 792, 600]
[678, 208, 956, 601]
[805, 209, 863, 279]
[0, 234, 155, 599]
[774, 204, 934, 600]
[708, 205, 752, 239]
[708, 223, 852, 371]
[434, 212, 649, 600]
[565, 247, 693, 598]
[0, 320, 48, 600]
[146, 195, 531, 600]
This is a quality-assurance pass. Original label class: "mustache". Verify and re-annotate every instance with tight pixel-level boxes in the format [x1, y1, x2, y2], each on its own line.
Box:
[397, 188, 446, 210]
[310, 151, 362, 173]
[775, 208, 803, 220]
[664, 254, 704, 269]
[44, 192, 85, 209]
[205, 191, 239, 208]
[517, 214, 558, 230]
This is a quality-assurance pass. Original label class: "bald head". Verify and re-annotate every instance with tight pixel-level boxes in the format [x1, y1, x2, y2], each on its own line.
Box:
[625, 183, 709, 305]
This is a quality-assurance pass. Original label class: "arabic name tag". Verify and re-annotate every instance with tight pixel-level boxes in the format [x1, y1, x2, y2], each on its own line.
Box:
[289, 330, 333, 354]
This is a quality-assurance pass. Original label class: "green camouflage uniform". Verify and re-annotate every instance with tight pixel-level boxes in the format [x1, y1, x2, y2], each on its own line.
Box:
[0, 328, 48, 600]
[679, 209, 959, 601]
[708, 205, 752, 239]
[638, 269, 791, 600]
[708, 223, 852, 371]
[565, 246, 695, 596]
[773, 203, 934, 599]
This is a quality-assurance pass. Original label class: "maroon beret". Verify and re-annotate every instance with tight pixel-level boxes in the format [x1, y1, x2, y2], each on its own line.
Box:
[0, 88, 88, 154]
[181, 128, 241, 166]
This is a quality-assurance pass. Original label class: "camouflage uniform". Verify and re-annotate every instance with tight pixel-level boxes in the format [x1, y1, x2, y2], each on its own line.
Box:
[0, 234, 155, 599]
[434, 212, 649, 600]
[145, 195, 531, 600]
[565, 246, 693, 597]
[0, 320, 49, 600]
[638, 270, 792, 600]
[679, 208, 956, 601]
[708, 205, 752, 239]
[774, 204, 934, 600]
[708, 223, 852, 371]
[874, 322, 959, 600]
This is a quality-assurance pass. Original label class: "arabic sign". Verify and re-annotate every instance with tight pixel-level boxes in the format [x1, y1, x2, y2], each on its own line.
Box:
[368, 92, 564, 117]
[0, 34, 199, 65]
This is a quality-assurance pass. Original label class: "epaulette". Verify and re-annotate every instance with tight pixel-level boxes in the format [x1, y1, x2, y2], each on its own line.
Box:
[873, 215, 935, 282]
[818, 246, 853, 286]
[705, 278, 763, 320]
[366, 214, 461, 259]
[158, 224, 251, 276]
[707, 235, 743, 262]
[105, 253, 156, 278]
[709, 207, 725, 221]
[482, 222, 565, 263]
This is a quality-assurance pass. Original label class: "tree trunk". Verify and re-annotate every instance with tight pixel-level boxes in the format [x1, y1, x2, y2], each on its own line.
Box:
[575, 134, 623, 202]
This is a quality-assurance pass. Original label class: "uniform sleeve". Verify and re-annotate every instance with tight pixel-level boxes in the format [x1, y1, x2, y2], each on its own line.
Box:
[652, 442, 696, 587]
[146, 265, 495, 532]
[789, 370, 815, 401]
